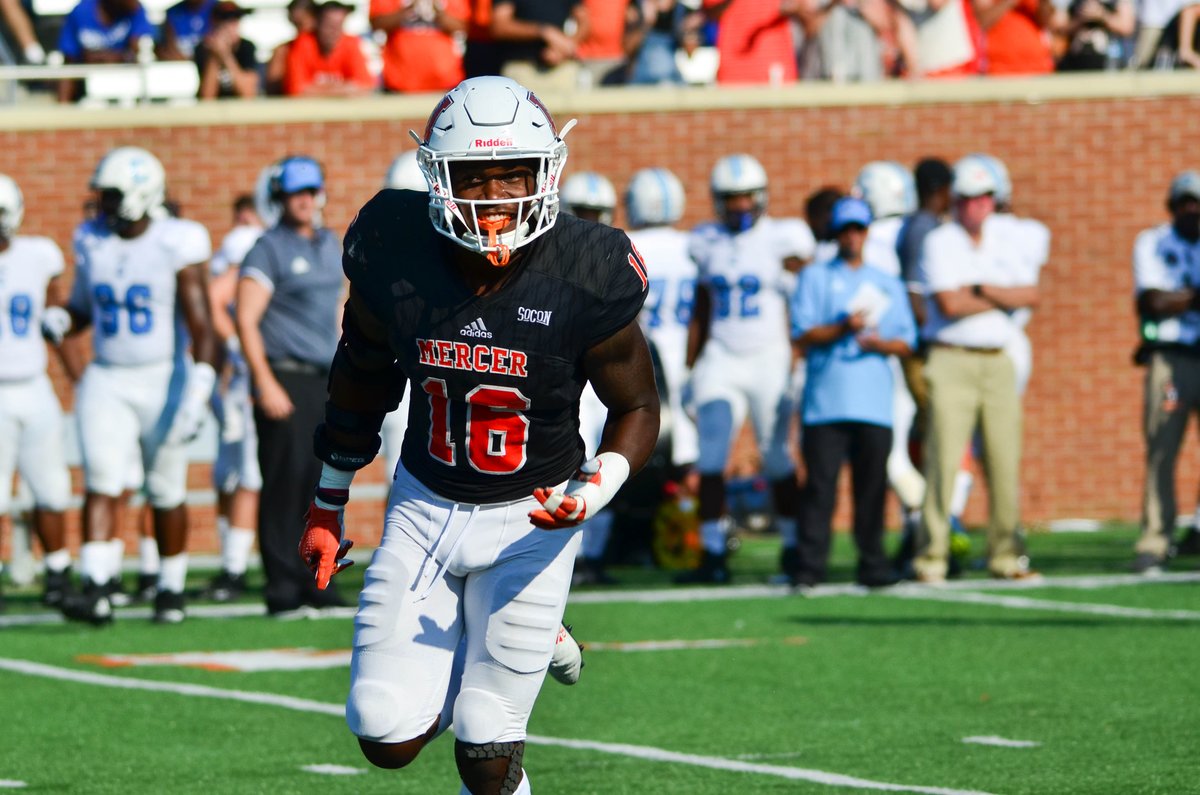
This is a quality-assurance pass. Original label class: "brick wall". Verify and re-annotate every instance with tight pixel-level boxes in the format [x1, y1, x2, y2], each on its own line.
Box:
[2, 76, 1198, 554]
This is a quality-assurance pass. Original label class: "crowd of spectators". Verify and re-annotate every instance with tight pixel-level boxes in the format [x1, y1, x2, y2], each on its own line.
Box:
[1, 0, 1199, 104]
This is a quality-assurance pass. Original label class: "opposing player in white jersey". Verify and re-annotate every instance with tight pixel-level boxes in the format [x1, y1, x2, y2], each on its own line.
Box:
[626, 167, 699, 475]
[0, 174, 74, 608]
[854, 161, 925, 531]
[680, 153, 815, 584]
[560, 170, 620, 585]
[204, 192, 264, 602]
[47, 146, 219, 625]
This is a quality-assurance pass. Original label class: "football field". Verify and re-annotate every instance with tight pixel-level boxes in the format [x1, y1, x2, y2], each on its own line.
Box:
[1, 527, 1197, 794]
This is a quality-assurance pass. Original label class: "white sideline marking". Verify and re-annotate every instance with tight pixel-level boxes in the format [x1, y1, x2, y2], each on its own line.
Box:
[0, 658, 343, 717]
[301, 764, 364, 776]
[528, 735, 999, 795]
[0, 781, 27, 788]
[886, 586, 1200, 621]
[1, 571, 1197, 629]
[0, 657, 998, 795]
[962, 737, 1040, 749]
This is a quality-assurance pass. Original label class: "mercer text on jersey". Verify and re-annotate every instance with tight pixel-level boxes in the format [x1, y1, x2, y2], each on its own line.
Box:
[416, 338, 529, 377]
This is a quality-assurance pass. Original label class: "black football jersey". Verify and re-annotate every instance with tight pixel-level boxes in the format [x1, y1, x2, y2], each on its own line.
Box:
[343, 189, 649, 503]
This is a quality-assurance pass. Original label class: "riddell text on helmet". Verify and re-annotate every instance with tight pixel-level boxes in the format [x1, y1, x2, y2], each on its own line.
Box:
[473, 139, 514, 148]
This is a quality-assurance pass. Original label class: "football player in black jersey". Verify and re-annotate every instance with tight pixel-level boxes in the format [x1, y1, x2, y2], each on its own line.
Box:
[298, 76, 660, 795]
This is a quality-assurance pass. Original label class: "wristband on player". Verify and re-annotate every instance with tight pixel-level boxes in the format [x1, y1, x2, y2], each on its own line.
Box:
[530, 451, 632, 529]
[314, 462, 355, 510]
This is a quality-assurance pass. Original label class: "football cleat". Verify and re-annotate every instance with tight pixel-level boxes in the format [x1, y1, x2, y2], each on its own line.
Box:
[548, 623, 584, 686]
[61, 580, 114, 626]
[203, 570, 246, 603]
[104, 576, 131, 608]
[41, 567, 72, 608]
[153, 589, 186, 624]
[134, 573, 159, 603]
[674, 551, 731, 585]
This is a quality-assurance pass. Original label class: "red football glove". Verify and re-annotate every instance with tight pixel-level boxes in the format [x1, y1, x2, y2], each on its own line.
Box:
[299, 503, 354, 589]
[530, 452, 630, 530]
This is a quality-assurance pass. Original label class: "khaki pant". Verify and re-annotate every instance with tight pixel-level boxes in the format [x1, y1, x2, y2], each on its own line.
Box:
[1137, 350, 1200, 557]
[501, 60, 581, 96]
[916, 346, 1022, 579]
[1133, 26, 1163, 68]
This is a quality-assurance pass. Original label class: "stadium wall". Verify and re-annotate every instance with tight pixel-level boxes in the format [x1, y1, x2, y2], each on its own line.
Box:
[2, 73, 1197, 554]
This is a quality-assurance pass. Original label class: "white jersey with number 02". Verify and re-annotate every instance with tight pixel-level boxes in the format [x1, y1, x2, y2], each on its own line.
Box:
[69, 217, 211, 366]
[688, 216, 815, 354]
[0, 236, 64, 380]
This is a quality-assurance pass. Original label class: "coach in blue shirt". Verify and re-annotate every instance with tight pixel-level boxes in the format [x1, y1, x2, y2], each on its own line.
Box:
[790, 197, 917, 589]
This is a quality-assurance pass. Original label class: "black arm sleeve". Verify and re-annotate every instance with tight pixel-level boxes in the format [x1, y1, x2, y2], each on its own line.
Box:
[313, 287, 406, 471]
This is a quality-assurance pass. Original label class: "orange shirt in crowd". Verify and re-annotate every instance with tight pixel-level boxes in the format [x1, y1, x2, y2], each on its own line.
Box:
[467, 0, 492, 42]
[576, 0, 625, 60]
[371, 0, 470, 92]
[705, 0, 797, 84]
[284, 31, 376, 95]
[984, 0, 1053, 74]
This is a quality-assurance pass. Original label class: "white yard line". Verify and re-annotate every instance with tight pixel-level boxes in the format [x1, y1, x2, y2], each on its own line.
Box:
[300, 764, 365, 776]
[884, 586, 1200, 621]
[1, 571, 1196, 629]
[0, 657, 999, 795]
[962, 737, 1041, 749]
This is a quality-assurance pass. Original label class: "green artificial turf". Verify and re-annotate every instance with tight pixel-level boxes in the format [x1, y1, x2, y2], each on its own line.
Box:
[0, 526, 1197, 794]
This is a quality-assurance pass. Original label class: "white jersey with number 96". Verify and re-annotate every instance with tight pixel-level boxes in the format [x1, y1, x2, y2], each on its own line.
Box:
[68, 217, 211, 366]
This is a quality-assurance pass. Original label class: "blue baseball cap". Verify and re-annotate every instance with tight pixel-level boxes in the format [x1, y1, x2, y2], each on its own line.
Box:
[277, 157, 324, 194]
[829, 196, 872, 232]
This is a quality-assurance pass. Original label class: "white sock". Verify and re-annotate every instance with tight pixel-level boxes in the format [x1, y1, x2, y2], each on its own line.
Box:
[579, 513, 613, 560]
[158, 553, 188, 594]
[139, 536, 160, 575]
[700, 519, 727, 556]
[216, 515, 230, 544]
[777, 517, 797, 548]
[80, 541, 111, 585]
[108, 537, 125, 580]
[44, 548, 72, 573]
[949, 470, 974, 519]
[223, 527, 256, 575]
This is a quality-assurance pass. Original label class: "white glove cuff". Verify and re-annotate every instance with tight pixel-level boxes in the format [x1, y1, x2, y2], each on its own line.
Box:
[42, 306, 72, 344]
[577, 451, 631, 515]
[187, 362, 218, 403]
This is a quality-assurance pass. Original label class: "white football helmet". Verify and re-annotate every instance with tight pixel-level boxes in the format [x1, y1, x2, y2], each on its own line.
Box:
[853, 161, 917, 219]
[626, 167, 685, 228]
[967, 153, 1013, 208]
[90, 146, 166, 226]
[711, 153, 768, 231]
[385, 150, 428, 192]
[414, 75, 576, 267]
[561, 171, 617, 226]
[0, 174, 23, 239]
[254, 161, 281, 228]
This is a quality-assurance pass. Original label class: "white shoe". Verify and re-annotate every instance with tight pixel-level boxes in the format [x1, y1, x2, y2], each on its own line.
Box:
[548, 623, 583, 685]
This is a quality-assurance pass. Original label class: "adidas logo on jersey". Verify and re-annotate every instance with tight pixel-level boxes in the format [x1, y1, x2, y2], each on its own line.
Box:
[460, 318, 493, 339]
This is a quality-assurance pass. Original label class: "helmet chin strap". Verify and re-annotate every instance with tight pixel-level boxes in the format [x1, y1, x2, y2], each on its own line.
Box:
[478, 217, 512, 267]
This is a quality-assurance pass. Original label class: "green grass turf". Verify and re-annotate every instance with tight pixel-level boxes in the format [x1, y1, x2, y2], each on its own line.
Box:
[0, 526, 1197, 794]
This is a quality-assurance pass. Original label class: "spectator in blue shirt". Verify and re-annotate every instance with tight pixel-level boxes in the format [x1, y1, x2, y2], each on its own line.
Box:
[790, 197, 917, 590]
[56, 0, 156, 102]
[159, 0, 215, 60]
